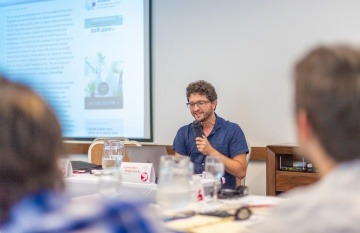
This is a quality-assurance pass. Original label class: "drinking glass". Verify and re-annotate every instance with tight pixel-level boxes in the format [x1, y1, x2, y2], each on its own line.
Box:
[102, 140, 124, 172]
[205, 156, 224, 204]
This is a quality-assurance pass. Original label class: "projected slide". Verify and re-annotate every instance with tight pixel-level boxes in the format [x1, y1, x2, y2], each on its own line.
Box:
[0, 0, 151, 140]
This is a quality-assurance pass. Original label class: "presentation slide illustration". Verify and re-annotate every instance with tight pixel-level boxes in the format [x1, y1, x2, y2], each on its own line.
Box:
[0, 0, 150, 139]
[84, 53, 124, 109]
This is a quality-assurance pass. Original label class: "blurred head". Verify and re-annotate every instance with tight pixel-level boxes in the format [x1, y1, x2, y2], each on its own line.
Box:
[186, 80, 218, 122]
[0, 76, 65, 222]
[294, 45, 360, 163]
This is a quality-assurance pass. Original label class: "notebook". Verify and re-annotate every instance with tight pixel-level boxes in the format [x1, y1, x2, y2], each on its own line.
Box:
[125, 146, 168, 181]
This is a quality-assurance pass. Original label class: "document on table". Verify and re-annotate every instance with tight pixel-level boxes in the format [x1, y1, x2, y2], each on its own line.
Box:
[165, 215, 253, 233]
[165, 215, 224, 232]
[164, 195, 283, 232]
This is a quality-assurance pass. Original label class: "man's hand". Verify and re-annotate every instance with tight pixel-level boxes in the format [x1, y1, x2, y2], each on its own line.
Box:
[195, 136, 247, 180]
[195, 135, 218, 156]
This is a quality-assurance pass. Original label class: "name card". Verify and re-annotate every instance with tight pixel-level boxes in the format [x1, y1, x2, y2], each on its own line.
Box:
[58, 158, 73, 178]
[120, 162, 155, 184]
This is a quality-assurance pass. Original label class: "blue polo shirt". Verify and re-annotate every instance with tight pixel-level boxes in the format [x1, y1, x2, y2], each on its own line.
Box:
[173, 114, 248, 189]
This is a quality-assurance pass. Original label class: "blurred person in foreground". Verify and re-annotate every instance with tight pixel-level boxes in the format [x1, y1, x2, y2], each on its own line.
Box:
[253, 45, 360, 232]
[0, 76, 166, 233]
[173, 80, 249, 190]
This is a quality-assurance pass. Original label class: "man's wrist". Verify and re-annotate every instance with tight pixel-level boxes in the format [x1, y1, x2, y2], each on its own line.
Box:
[210, 149, 221, 157]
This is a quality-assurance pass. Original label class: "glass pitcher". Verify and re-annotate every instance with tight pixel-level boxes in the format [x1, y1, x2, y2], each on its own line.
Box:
[156, 155, 192, 210]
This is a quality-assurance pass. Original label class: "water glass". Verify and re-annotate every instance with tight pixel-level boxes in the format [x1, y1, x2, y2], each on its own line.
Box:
[102, 140, 124, 172]
[205, 156, 224, 204]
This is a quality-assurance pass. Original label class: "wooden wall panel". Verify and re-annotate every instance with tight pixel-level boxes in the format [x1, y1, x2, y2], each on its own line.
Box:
[64, 141, 266, 161]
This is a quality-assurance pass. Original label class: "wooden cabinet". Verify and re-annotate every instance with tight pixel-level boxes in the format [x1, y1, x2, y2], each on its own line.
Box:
[266, 144, 320, 196]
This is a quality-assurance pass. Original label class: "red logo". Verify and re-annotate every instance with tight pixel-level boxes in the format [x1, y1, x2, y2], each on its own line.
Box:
[197, 190, 204, 201]
[140, 172, 148, 182]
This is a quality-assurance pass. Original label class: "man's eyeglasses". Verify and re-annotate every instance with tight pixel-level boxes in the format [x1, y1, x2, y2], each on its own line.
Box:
[186, 101, 210, 108]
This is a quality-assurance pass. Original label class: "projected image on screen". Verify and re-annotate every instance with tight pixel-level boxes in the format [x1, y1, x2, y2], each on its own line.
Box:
[84, 54, 124, 109]
[0, 0, 151, 140]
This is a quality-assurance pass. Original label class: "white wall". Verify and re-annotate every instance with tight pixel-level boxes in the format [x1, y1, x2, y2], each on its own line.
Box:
[151, 0, 360, 195]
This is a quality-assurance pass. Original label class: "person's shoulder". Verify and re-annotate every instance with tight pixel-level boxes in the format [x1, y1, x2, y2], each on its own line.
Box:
[176, 122, 193, 133]
[254, 168, 360, 233]
[217, 115, 241, 130]
[251, 186, 322, 233]
[260, 188, 360, 232]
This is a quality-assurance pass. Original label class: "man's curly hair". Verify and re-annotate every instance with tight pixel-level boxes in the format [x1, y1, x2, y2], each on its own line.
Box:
[186, 80, 218, 102]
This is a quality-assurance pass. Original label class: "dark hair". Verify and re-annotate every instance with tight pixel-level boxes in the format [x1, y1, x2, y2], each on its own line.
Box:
[186, 80, 218, 102]
[294, 45, 360, 162]
[0, 76, 65, 222]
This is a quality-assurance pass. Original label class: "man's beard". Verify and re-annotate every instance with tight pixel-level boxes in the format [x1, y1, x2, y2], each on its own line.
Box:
[193, 109, 213, 122]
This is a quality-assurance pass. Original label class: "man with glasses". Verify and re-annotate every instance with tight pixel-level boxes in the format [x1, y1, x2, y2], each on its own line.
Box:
[173, 80, 249, 189]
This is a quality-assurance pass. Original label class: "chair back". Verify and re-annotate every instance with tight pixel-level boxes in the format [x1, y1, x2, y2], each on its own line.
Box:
[88, 139, 141, 165]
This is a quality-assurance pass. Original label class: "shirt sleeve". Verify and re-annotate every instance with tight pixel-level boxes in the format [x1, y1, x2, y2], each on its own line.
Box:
[172, 127, 188, 156]
[229, 124, 249, 157]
